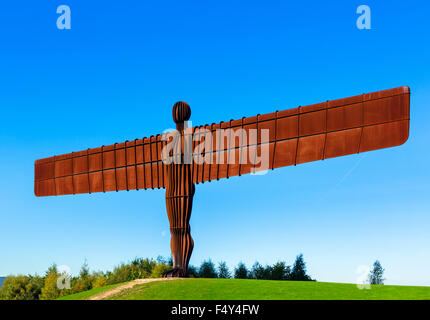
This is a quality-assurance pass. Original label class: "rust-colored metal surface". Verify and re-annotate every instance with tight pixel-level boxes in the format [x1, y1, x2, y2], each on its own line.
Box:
[163, 102, 195, 277]
[34, 86, 410, 277]
[34, 136, 167, 196]
[189, 85, 410, 181]
[34, 86, 410, 196]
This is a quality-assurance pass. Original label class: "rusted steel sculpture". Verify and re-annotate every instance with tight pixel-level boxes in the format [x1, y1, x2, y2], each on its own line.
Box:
[164, 102, 195, 277]
[34, 86, 410, 277]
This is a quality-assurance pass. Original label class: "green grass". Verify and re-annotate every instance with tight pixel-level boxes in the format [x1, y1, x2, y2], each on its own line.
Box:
[57, 282, 126, 300]
[58, 279, 430, 300]
[108, 279, 430, 300]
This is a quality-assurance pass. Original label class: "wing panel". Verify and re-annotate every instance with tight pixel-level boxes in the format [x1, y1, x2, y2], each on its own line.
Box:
[35, 86, 410, 196]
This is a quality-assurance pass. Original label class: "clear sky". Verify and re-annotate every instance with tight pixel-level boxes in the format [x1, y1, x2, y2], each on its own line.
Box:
[0, 1, 429, 286]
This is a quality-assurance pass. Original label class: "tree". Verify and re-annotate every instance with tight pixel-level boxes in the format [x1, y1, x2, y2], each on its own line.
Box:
[73, 261, 93, 293]
[40, 264, 63, 300]
[140, 258, 158, 277]
[156, 255, 173, 267]
[250, 262, 265, 279]
[187, 265, 199, 278]
[234, 262, 248, 279]
[150, 262, 170, 278]
[262, 265, 273, 280]
[217, 261, 231, 279]
[368, 260, 385, 285]
[0, 275, 43, 300]
[271, 261, 291, 280]
[199, 259, 217, 278]
[109, 263, 133, 284]
[130, 257, 156, 279]
[167, 256, 173, 266]
[290, 254, 313, 281]
[79, 260, 90, 279]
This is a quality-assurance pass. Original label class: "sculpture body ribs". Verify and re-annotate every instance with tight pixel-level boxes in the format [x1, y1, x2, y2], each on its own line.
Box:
[163, 102, 195, 277]
[164, 163, 195, 277]
[34, 86, 411, 278]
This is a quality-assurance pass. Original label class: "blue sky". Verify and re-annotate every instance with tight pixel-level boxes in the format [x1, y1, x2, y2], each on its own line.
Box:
[0, 1, 429, 286]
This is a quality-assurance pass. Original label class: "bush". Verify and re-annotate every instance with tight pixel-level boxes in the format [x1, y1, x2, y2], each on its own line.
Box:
[150, 262, 171, 278]
[108, 263, 133, 284]
[131, 257, 157, 279]
[26, 275, 45, 299]
[0, 275, 43, 300]
[92, 274, 108, 288]
[107, 257, 168, 284]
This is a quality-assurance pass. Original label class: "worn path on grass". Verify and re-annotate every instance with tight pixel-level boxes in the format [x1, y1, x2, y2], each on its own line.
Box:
[88, 278, 182, 300]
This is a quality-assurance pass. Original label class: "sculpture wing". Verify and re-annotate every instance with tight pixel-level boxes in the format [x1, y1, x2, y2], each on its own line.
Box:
[35, 136, 168, 196]
[35, 86, 410, 196]
[190, 86, 410, 183]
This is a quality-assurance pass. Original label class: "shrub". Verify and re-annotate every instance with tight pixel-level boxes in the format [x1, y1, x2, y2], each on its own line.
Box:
[92, 274, 108, 288]
[132, 258, 157, 278]
[26, 275, 45, 299]
[107, 257, 166, 284]
[150, 262, 171, 278]
[108, 263, 133, 284]
[0, 275, 43, 300]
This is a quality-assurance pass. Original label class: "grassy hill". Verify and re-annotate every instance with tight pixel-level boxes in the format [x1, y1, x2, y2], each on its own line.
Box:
[60, 278, 430, 300]
[58, 282, 126, 300]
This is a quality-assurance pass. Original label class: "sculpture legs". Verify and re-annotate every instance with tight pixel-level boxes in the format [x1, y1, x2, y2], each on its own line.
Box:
[162, 163, 195, 277]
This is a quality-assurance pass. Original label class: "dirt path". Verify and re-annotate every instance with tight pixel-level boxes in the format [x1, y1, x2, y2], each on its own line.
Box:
[88, 278, 182, 300]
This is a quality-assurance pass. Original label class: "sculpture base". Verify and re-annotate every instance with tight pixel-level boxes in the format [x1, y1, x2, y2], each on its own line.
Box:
[162, 267, 187, 278]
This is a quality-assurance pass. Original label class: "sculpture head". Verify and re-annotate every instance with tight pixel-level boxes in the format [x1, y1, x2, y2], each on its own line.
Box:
[172, 101, 191, 131]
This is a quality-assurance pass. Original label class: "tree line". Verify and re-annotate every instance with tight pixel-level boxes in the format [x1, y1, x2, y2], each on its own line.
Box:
[0, 254, 313, 300]
[191, 254, 313, 281]
[0, 254, 384, 300]
[0, 256, 172, 300]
